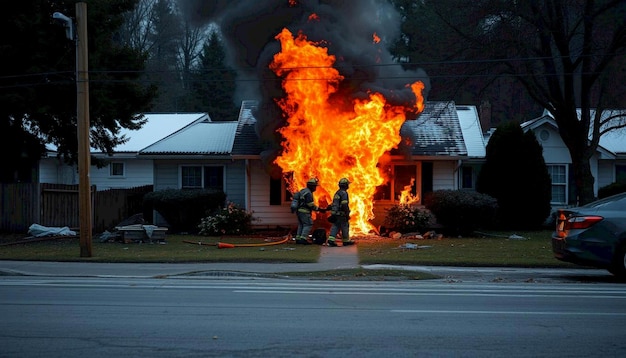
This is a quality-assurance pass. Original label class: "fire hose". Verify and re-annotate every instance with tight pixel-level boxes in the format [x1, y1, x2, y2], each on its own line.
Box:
[183, 234, 291, 249]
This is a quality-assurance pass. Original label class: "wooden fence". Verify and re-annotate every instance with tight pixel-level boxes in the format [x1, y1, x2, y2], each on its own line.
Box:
[0, 183, 153, 234]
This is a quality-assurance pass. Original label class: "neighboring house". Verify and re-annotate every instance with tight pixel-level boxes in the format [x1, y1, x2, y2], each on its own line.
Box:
[38, 113, 206, 189]
[520, 110, 626, 208]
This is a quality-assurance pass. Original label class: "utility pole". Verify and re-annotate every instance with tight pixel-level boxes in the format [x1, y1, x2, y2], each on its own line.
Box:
[76, 2, 92, 257]
[53, 3, 91, 257]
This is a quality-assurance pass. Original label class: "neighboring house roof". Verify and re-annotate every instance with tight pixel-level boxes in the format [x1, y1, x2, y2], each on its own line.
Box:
[140, 120, 238, 155]
[522, 109, 626, 157]
[115, 113, 209, 152]
[44, 112, 207, 154]
[400, 101, 468, 157]
[138, 101, 264, 156]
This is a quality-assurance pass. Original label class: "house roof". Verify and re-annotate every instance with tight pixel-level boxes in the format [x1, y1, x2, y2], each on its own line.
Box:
[232, 100, 263, 155]
[457, 105, 486, 157]
[140, 120, 238, 155]
[115, 113, 209, 152]
[400, 101, 468, 156]
[522, 109, 626, 156]
[44, 112, 208, 154]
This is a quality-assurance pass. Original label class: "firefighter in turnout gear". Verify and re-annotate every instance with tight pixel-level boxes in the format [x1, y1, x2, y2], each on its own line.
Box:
[295, 178, 325, 245]
[327, 178, 355, 247]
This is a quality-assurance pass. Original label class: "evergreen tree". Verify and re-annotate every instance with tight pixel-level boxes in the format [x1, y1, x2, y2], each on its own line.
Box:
[190, 31, 238, 121]
[0, 0, 157, 182]
[476, 122, 552, 229]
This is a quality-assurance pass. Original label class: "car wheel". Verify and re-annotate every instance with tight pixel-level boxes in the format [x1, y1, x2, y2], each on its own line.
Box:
[608, 243, 626, 278]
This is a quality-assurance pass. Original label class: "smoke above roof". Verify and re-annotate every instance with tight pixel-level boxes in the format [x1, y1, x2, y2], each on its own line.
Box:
[180, 0, 430, 163]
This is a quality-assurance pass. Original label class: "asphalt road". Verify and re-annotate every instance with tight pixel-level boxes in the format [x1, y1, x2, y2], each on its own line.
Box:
[2, 276, 625, 357]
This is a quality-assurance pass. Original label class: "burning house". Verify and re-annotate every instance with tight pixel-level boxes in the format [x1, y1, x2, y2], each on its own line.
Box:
[179, 0, 441, 233]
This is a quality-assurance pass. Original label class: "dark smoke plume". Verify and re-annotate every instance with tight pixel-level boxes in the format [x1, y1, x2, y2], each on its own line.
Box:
[180, 0, 430, 170]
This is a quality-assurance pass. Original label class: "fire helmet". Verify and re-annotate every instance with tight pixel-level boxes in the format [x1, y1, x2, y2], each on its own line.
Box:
[338, 178, 350, 187]
[307, 178, 319, 186]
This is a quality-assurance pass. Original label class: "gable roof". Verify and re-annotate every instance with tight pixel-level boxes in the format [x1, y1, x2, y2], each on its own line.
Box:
[522, 109, 626, 157]
[140, 118, 237, 155]
[115, 113, 209, 153]
[45, 112, 207, 154]
[400, 101, 468, 157]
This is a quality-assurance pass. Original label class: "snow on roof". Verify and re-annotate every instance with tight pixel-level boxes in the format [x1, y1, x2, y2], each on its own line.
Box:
[457, 105, 486, 157]
[114, 113, 208, 152]
[44, 112, 209, 153]
[525, 110, 626, 155]
[140, 121, 238, 155]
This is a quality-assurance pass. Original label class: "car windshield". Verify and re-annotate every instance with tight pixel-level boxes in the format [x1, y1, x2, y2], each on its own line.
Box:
[582, 192, 626, 211]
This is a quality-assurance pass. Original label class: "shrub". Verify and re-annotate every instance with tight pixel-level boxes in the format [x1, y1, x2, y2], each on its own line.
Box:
[598, 181, 626, 199]
[476, 122, 552, 229]
[383, 204, 435, 233]
[423, 190, 498, 236]
[198, 202, 255, 236]
[143, 189, 226, 233]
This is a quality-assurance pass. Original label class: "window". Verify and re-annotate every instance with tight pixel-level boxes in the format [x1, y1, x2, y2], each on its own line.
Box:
[181, 166, 202, 188]
[110, 162, 124, 177]
[181, 166, 224, 190]
[204, 166, 224, 190]
[394, 165, 417, 201]
[617, 165, 626, 183]
[461, 166, 474, 189]
[547, 165, 567, 204]
[269, 177, 283, 205]
[374, 164, 418, 202]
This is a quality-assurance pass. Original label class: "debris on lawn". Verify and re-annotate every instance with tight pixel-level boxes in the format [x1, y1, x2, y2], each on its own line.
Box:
[98, 214, 169, 244]
[28, 223, 76, 238]
[386, 230, 444, 241]
[397, 243, 432, 250]
[0, 224, 79, 246]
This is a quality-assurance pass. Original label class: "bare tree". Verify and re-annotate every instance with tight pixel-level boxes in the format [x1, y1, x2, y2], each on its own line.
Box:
[118, 0, 155, 53]
[394, 0, 626, 204]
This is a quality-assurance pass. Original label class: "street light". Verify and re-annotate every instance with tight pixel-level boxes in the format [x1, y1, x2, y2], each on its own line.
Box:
[53, 3, 92, 257]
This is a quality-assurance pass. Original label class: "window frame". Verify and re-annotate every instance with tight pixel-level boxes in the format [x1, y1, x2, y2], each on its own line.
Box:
[546, 164, 567, 205]
[109, 162, 125, 177]
[374, 163, 420, 203]
[180, 165, 225, 190]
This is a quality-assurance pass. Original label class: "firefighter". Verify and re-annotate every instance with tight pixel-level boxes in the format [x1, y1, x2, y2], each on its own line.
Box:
[327, 178, 355, 247]
[295, 178, 325, 244]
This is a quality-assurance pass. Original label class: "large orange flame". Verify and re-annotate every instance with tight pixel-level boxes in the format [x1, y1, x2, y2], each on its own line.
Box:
[271, 28, 424, 234]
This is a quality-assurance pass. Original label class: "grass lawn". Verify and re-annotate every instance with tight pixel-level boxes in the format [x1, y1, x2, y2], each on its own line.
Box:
[358, 230, 577, 268]
[0, 229, 577, 268]
[0, 234, 320, 263]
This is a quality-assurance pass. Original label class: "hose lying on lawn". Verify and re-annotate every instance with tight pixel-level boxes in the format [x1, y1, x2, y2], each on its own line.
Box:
[183, 234, 291, 249]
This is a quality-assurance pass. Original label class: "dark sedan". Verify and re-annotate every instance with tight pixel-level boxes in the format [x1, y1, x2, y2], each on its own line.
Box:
[552, 192, 626, 278]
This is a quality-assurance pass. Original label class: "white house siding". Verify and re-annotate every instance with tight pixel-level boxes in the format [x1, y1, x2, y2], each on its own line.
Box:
[89, 159, 154, 190]
[598, 160, 615, 189]
[38, 157, 153, 190]
[248, 160, 294, 228]
[38, 157, 77, 184]
[533, 125, 572, 164]
[432, 161, 457, 191]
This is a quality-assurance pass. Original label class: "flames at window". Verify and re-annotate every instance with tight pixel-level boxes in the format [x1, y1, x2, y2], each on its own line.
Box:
[271, 28, 425, 233]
